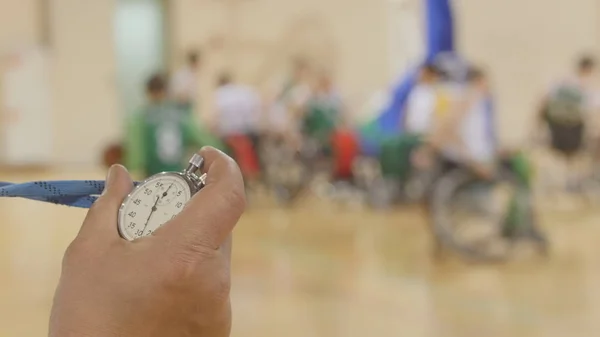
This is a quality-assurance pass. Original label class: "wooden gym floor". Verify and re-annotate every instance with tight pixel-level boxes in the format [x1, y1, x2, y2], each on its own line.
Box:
[1, 167, 600, 337]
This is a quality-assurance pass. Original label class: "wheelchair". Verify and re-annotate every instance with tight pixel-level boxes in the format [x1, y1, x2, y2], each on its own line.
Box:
[425, 153, 549, 262]
[259, 128, 363, 205]
[357, 134, 436, 208]
[366, 134, 549, 262]
[257, 135, 326, 204]
[529, 106, 600, 206]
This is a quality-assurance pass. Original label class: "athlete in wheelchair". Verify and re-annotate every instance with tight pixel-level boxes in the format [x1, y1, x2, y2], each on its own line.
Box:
[383, 65, 548, 261]
[533, 55, 600, 201]
[259, 69, 359, 204]
[254, 61, 316, 203]
[212, 73, 263, 188]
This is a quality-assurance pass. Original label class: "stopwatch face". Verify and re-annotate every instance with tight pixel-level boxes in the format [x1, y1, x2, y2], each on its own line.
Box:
[118, 173, 192, 241]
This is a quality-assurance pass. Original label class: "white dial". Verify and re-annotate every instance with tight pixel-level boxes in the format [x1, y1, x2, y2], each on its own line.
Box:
[118, 173, 192, 241]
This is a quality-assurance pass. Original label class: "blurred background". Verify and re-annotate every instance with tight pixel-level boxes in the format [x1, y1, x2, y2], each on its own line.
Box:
[3, 0, 600, 336]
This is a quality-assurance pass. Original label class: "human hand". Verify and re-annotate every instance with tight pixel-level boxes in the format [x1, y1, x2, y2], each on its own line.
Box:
[49, 147, 246, 337]
[411, 145, 435, 170]
[471, 161, 496, 180]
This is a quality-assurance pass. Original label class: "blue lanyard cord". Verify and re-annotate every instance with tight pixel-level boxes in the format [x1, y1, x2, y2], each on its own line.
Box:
[0, 180, 139, 209]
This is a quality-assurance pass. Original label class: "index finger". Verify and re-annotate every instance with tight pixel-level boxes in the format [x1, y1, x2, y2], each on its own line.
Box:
[156, 147, 246, 252]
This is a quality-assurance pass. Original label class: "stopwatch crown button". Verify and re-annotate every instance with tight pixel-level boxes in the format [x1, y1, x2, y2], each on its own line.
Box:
[189, 153, 204, 168]
[185, 154, 204, 175]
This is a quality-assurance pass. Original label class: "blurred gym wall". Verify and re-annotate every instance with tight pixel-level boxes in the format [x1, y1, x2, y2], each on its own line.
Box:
[1, 0, 599, 166]
[0, 0, 39, 47]
[456, 0, 600, 146]
[169, 0, 392, 124]
[50, 0, 120, 166]
[0, 0, 41, 164]
[1, 0, 119, 166]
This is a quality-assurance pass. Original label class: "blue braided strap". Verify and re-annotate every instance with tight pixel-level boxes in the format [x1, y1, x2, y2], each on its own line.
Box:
[0, 180, 138, 209]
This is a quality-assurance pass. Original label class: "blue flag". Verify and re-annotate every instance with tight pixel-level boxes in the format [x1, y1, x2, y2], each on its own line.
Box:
[361, 0, 456, 154]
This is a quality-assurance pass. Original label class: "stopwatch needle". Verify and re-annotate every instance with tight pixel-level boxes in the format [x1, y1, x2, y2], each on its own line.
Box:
[161, 183, 174, 199]
[141, 195, 160, 236]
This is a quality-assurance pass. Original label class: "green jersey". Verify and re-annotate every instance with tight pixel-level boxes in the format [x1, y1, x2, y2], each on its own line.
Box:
[545, 83, 585, 126]
[303, 93, 342, 142]
[125, 102, 225, 177]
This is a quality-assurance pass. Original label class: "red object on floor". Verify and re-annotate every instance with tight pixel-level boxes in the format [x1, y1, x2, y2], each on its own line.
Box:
[331, 129, 359, 179]
[225, 134, 260, 179]
[102, 143, 124, 169]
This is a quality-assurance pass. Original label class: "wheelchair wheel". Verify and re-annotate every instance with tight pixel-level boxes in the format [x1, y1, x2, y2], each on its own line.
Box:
[403, 162, 443, 203]
[430, 167, 548, 263]
[579, 152, 600, 205]
[259, 138, 313, 205]
[351, 156, 381, 191]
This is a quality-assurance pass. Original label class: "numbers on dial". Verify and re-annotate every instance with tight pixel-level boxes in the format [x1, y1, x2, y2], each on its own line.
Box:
[118, 174, 192, 241]
[156, 182, 181, 207]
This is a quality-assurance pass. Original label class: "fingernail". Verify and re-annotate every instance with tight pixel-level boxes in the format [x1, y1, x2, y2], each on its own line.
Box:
[102, 165, 115, 195]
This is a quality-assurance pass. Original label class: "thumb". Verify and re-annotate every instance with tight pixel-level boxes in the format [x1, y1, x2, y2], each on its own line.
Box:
[78, 165, 134, 242]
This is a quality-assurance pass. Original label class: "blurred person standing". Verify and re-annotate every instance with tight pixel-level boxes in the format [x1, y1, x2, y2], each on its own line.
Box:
[267, 57, 312, 149]
[126, 73, 221, 178]
[170, 50, 202, 112]
[302, 70, 344, 154]
[213, 72, 262, 181]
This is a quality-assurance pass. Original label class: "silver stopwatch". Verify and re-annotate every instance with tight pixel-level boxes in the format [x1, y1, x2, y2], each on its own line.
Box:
[118, 154, 207, 241]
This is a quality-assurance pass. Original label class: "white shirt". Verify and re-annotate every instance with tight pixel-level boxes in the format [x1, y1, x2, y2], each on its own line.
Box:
[547, 76, 600, 114]
[268, 83, 311, 132]
[405, 84, 437, 134]
[170, 66, 198, 103]
[215, 84, 262, 136]
[544, 76, 600, 138]
[441, 92, 496, 164]
[459, 97, 496, 163]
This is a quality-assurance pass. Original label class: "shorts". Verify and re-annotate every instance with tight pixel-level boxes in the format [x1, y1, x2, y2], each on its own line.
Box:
[330, 129, 360, 179]
[223, 134, 261, 179]
[548, 121, 585, 157]
[379, 133, 423, 180]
